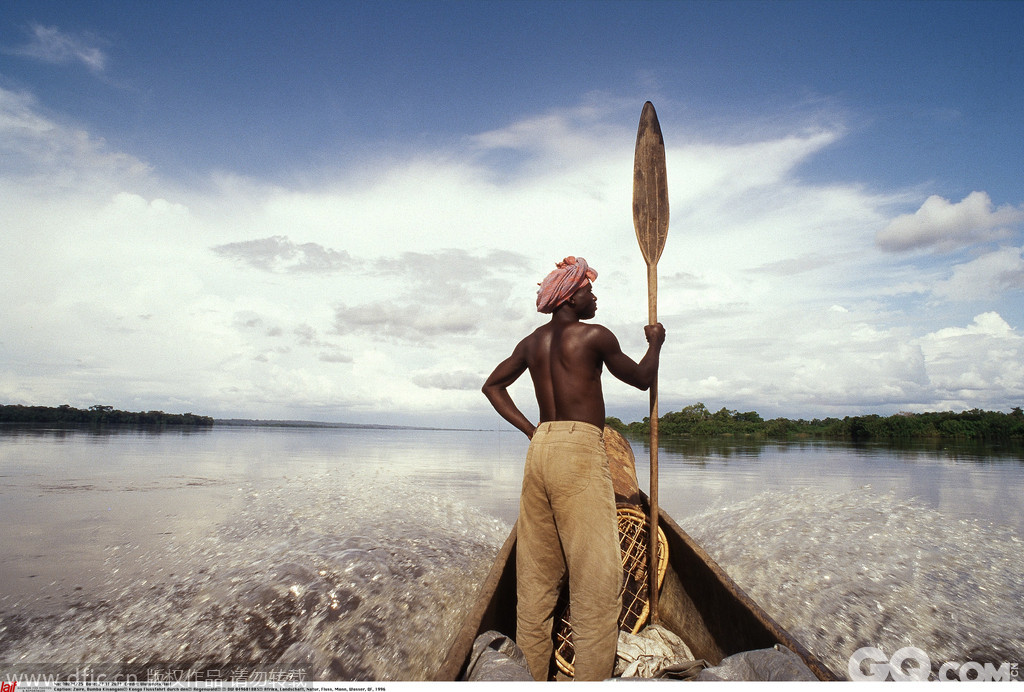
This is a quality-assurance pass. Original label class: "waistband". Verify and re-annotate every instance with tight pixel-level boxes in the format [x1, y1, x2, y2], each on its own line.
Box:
[534, 421, 604, 437]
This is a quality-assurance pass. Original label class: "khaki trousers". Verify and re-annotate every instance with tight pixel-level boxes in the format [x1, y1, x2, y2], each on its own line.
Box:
[516, 421, 622, 681]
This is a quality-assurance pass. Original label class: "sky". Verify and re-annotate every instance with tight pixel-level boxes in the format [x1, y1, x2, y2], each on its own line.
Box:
[1, 0, 1022, 428]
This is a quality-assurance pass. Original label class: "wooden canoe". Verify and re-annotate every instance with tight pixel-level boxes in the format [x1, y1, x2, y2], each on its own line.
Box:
[435, 429, 839, 681]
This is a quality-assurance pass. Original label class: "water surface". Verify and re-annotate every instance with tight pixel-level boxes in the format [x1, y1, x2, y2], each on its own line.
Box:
[1, 425, 1021, 680]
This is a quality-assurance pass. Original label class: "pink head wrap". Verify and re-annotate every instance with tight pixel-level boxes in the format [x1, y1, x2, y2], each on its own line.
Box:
[536, 256, 598, 313]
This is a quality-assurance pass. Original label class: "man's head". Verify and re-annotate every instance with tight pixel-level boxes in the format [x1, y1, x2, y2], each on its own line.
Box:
[567, 281, 597, 320]
[536, 256, 598, 315]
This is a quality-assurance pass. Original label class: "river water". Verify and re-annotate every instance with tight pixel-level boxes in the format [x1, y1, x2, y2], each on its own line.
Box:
[1, 425, 1021, 681]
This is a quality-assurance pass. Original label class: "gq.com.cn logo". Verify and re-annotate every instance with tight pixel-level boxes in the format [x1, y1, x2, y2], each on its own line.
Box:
[849, 646, 1019, 681]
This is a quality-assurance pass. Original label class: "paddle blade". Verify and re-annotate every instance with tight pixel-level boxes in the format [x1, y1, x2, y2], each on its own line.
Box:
[632, 101, 669, 267]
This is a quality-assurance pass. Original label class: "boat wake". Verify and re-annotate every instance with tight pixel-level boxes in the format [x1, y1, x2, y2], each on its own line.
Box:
[686, 487, 1024, 680]
[0, 469, 508, 681]
[5, 472, 1019, 682]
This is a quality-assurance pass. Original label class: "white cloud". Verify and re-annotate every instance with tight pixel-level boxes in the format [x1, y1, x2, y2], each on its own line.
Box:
[2, 87, 1022, 424]
[918, 313, 1024, 410]
[318, 351, 354, 364]
[213, 235, 356, 274]
[926, 311, 1014, 340]
[648, 304, 933, 418]
[931, 245, 1024, 302]
[6, 23, 107, 72]
[469, 99, 630, 168]
[412, 371, 482, 391]
[0, 87, 150, 187]
[876, 191, 1024, 253]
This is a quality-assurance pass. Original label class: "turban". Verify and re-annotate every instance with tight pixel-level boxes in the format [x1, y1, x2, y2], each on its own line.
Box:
[536, 256, 598, 313]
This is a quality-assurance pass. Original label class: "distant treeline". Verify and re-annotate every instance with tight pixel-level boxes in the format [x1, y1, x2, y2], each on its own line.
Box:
[0, 404, 214, 427]
[607, 402, 1024, 441]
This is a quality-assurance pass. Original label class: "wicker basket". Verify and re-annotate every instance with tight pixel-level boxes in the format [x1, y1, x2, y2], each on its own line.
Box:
[553, 504, 668, 676]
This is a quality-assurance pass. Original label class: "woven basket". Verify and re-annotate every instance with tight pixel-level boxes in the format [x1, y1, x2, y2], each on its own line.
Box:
[553, 504, 668, 676]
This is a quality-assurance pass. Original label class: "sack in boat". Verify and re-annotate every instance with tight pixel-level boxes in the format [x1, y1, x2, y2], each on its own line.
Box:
[615, 624, 706, 679]
[464, 630, 533, 681]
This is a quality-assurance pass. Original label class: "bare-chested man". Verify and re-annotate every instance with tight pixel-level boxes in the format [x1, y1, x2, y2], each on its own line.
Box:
[482, 256, 665, 680]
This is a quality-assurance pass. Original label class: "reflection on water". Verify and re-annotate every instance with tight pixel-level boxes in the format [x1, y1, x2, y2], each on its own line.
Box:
[654, 434, 1024, 464]
[1, 425, 1022, 680]
[628, 434, 1024, 536]
[0, 424, 215, 441]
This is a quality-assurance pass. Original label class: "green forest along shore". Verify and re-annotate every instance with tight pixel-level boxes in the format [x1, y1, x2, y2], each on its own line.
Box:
[1, 404, 213, 426]
[607, 402, 1024, 442]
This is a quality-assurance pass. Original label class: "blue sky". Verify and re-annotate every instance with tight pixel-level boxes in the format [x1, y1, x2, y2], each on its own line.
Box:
[1, 0, 1022, 426]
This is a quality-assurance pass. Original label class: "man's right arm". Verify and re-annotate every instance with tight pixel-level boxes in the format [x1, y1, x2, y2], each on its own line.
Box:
[482, 340, 537, 439]
[601, 322, 665, 391]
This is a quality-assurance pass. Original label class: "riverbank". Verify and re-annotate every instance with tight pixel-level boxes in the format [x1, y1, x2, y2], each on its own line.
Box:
[609, 402, 1024, 442]
[0, 404, 213, 426]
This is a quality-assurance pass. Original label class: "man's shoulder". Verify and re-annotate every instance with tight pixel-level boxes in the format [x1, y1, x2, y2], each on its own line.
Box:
[515, 323, 554, 351]
[565, 322, 619, 356]
[522, 321, 613, 345]
[572, 321, 614, 337]
[523, 322, 554, 340]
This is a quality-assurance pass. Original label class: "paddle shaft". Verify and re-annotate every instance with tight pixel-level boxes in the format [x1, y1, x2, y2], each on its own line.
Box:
[647, 262, 660, 624]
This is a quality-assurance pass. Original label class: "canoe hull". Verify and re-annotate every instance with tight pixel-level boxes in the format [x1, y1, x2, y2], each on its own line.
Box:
[436, 496, 838, 681]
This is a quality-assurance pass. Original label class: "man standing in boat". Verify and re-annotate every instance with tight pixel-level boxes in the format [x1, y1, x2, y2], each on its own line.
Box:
[482, 256, 665, 681]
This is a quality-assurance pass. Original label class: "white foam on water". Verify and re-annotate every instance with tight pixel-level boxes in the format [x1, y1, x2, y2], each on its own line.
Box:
[7, 463, 1020, 682]
[0, 467, 509, 681]
[685, 487, 1024, 679]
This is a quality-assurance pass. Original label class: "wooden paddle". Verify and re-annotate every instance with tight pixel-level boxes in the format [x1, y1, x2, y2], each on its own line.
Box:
[632, 101, 669, 624]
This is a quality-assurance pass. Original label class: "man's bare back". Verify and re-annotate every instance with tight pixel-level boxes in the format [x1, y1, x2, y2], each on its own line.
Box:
[483, 281, 665, 436]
